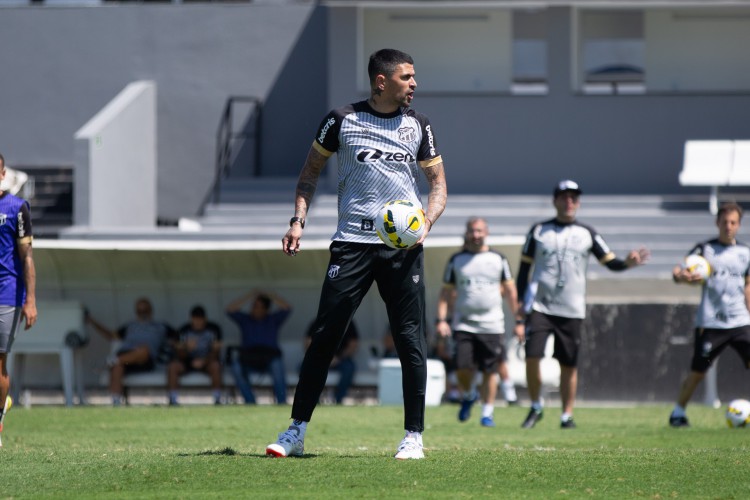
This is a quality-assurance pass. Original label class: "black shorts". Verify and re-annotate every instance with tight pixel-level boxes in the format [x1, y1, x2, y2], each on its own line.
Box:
[525, 311, 582, 367]
[116, 348, 156, 374]
[691, 325, 750, 373]
[454, 331, 504, 372]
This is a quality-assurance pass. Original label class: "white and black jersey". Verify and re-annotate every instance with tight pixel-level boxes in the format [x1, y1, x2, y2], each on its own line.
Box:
[520, 219, 615, 319]
[443, 249, 513, 334]
[312, 100, 442, 243]
[689, 239, 750, 329]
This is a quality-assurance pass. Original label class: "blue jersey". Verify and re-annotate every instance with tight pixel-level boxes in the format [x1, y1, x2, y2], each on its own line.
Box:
[0, 193, 32, 307]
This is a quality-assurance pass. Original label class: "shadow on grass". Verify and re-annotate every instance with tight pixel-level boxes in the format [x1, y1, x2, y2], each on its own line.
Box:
[178, 447, 319, 459]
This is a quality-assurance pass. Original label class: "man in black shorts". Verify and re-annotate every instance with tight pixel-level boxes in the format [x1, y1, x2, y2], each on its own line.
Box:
[266, 48, 447, 460]
[516, 180, 649, 429]
[669, 202, 750, 427]
[436, 217, 521, 427]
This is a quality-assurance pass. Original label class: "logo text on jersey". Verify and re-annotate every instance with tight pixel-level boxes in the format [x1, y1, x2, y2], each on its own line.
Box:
[398, 126, 416, 143]
[328, 265, 340, 279]
[356, 148, 415, 164]
[425, 125, 436, 157]
[361, 219, 374, 231]
[317, 117, 336, 144]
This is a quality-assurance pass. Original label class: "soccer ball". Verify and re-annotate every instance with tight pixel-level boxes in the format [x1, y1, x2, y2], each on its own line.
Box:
[375, 200, 425, 249]
[683, 254, 711, 282]
[725, 399, 750, 428]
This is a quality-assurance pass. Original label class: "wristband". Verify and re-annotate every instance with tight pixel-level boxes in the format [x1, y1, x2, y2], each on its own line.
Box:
[436, 318, 447, 323]
[515, 319, 525, 325]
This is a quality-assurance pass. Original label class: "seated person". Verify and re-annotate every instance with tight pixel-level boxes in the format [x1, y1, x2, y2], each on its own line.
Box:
[305, 320, 359, 404]
[86, 298, 174, 406]
[226, 290, 291, 405]
[167, 305, 223, 406]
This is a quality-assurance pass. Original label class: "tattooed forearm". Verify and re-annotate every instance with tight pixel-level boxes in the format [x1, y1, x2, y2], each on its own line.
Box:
[294, 147, 329, 217]
[423, 162, 447, 228]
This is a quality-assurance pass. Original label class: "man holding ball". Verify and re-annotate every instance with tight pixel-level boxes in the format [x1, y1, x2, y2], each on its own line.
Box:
[669, 202, 750, 427]
[267, 49, 447, 459]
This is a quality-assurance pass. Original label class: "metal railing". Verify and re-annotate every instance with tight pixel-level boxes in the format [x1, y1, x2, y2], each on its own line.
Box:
[200, 96, 262, 215]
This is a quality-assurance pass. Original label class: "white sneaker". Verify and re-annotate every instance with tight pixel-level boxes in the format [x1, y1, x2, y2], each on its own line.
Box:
[394, 433, 424, 460]
[266, 426, 304, 457]
[0, 395, 11, 448]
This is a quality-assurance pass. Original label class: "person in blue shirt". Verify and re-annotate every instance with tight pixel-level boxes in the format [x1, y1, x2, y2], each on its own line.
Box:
[226, 290, 291, 404]
[0, 153, 37, 446]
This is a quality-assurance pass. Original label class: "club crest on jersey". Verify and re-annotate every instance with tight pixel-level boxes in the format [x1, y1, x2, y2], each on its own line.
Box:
[398, 126, 416, 143]
[328, 265, 340, 279]
[412, 275, 420, 284]
[0, 214, 6, 226]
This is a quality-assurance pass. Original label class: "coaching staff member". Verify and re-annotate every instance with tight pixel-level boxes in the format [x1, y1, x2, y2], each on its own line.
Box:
[266, 49, 447, 460]
[516, 180, 648, 429]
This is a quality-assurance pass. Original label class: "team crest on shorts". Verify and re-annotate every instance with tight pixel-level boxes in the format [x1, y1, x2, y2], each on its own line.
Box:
[328, 265, 340, 279]
[412, 275, 420, 284]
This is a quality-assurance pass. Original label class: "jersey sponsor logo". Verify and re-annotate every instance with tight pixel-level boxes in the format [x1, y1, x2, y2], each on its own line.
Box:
[0, 214, 6, 226]
[327, 264, 340, 279]
[425, 124, 436, 157]
[355, 148, 415, 164]
[398, 126, 416, 143]
[361, 219, 374, 231]
[317, 117, 336, 144]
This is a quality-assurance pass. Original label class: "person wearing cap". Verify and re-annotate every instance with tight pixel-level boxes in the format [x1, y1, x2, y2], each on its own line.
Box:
[167, 305, 223, 406]
[515, 180, 649, 429]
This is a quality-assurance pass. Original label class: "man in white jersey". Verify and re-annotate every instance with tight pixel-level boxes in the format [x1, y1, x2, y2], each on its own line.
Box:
[669, 202, 750, 427]
[436, 217, 521, 428]
[516, 180, 649, 429]
[267, 49, 447, 460]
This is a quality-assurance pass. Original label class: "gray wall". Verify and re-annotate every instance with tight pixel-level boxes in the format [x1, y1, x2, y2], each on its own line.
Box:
[327, 6, 750, 196]
[0, 4, 319, 219]
[3, 4, 750, 222]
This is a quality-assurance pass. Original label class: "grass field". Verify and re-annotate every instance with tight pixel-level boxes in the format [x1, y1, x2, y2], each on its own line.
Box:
[1, 402, 747, 499]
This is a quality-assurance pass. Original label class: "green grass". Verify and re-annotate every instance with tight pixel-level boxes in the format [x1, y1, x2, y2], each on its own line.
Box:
[1, 403, 748, 499]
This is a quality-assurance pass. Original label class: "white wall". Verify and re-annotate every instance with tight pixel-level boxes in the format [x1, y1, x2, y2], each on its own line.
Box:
[74, 81, 156, 228]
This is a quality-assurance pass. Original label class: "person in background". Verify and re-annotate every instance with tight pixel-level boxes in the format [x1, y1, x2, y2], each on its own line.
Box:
[167, 305, 223, 406]
[516, 180, 649, 429]
[227, 290, 291, 405]
[0, 153, 37, 446]
[436, 217, 521, 428]
[669, 202, 750, 427]
[87, 298, 173, 406]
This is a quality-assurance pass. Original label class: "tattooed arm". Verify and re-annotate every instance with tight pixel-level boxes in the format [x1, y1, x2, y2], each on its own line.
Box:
[282, 146, 329, 256]
[417, 161, 447, 245]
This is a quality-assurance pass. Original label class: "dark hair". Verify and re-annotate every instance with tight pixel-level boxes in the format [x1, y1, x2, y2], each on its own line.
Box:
[255, 294, 271, 310]
[190, 305, 206, 318]
[0, 153, 4, 168]
[368, 49, 414, 85]
[718, 201, 743, 221]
